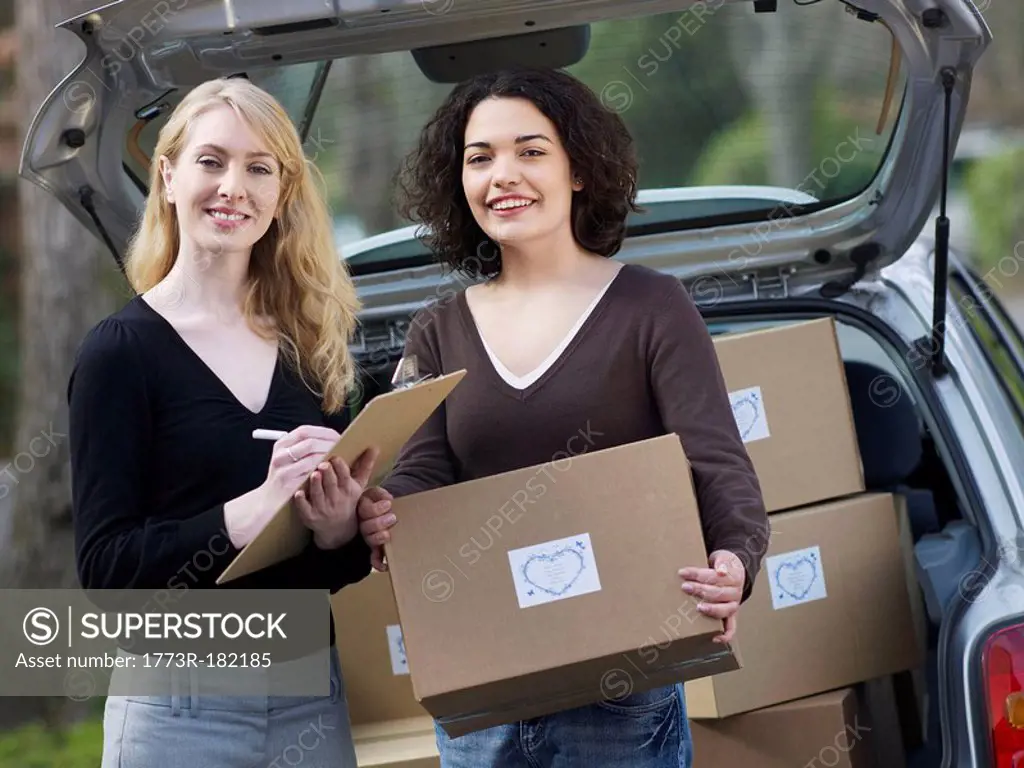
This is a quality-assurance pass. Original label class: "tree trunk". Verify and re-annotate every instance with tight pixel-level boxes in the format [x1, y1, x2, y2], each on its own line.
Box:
[0, 0, 114, 729]
[337, 56, 405, 236]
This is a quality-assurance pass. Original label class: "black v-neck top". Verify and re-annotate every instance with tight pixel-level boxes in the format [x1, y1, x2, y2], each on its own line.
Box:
[67, 295, 372, 646]
[381, 263, 769, 601]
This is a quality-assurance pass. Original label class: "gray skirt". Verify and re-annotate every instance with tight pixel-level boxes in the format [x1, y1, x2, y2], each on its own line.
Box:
[101, 647, 357, 768]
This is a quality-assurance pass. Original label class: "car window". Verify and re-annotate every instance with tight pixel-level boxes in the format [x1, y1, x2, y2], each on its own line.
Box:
[305, 1, 902, 250]
[124, 2, 905, 265]
[122, 62, 331, 193]
[950, 275, 1024, 431]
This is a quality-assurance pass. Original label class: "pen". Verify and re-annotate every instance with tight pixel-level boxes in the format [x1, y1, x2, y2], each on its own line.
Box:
[252, 429, 287, 441]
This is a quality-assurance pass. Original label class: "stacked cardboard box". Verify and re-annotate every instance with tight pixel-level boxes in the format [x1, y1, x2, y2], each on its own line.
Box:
[331, 572, 440, 767]
[680, 317, 929, 765]
[690, 689, 872, 768]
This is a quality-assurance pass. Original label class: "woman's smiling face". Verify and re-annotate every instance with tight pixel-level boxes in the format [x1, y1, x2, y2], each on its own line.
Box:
[461, 96, 582, 249]
[159, 103, 282, 257]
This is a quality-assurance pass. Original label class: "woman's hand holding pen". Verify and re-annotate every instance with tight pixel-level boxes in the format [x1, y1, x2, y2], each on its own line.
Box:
[226, 425, 341, 548]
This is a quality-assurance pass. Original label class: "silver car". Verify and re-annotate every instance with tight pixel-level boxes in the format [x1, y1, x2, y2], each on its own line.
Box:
[21, 1, 1021, 766]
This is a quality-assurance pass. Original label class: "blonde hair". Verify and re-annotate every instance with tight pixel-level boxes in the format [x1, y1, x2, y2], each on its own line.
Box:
[124, 77, 360, 414]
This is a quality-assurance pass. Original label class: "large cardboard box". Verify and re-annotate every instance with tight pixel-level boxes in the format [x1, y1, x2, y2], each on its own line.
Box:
[352, 717, 440, 768]
[690, 688, 873, 768]
[685, 493, 923, 718]
[712, 318, 865, 512]
[385, 434, 741, 737]
[331, 570, 429, 725]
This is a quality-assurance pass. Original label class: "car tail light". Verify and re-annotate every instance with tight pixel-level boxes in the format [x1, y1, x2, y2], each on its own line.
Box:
[982, 622, 1024, 767]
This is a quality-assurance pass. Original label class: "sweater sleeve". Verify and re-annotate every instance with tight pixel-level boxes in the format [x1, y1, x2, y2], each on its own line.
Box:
[69, 319, 242, 592]
[648, 280, 770, 603]
[380, 306, 459, 499]
[231, 535, 373, 594]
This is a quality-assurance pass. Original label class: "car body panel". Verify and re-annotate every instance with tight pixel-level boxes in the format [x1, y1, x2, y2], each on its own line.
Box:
[866, 248, 1024, 768]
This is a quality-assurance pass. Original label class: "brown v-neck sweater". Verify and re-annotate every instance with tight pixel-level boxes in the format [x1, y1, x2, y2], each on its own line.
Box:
[382, 263, 769, 600]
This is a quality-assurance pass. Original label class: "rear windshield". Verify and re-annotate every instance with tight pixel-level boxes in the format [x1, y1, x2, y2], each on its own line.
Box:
[125, 2, 905, 270]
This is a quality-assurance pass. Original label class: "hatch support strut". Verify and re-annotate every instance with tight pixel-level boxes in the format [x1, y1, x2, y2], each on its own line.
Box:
[79, 185, 129, 282]
[926, 67, 957, 379]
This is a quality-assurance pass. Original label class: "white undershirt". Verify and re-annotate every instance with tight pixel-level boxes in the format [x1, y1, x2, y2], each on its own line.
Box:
[478, 269, 622, 390]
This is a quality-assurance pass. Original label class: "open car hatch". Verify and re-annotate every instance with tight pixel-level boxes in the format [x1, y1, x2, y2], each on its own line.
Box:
[20, 0, 990, 311]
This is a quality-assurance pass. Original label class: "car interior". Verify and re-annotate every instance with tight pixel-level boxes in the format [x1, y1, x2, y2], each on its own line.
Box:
[836, 323, 952, 767]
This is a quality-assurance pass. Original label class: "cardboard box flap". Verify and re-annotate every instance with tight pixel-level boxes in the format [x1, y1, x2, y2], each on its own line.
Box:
[217, 370, 466, 584]
[352, 716, 439, 768]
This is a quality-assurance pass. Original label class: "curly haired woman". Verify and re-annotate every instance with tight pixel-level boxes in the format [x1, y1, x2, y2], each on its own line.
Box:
[357, 68, 770, 768]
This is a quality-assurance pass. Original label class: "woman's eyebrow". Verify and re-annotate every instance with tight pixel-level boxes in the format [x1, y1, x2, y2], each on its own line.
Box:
[195, 143, 275, 160]
[464, 134, 553, 150]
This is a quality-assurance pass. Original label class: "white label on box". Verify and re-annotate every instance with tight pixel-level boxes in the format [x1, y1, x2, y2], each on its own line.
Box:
[729, 385, 770, 443]
[386, 624, 409, 675]
[507, 533, 602, 609]
[766, 545, 827, 610]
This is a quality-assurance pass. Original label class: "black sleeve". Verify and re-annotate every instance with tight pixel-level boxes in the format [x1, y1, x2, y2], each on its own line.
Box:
[284, 536, 373, 593]
[229, 535, 373, 594]
[69, 319, 242, 592]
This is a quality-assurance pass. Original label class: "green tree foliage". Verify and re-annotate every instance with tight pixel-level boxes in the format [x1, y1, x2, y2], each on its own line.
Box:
[567, 13, 750, 188]
[964, 146, 1024, 273]
[0, 712, 104, 767]
[690, 92, 884, 200]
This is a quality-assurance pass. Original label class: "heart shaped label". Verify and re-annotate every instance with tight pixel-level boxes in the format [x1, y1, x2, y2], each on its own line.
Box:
[766, 545, 827, 610]
[776, 557, 817, 600]
[523, 548, 585, 596]
[508, 533, 602, 608]
[733, 398, 759, 439]
[728, 386, 770, 443]
[386, 624, 409, 676]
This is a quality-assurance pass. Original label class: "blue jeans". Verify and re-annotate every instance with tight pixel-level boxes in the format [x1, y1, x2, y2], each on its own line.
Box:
[434, 683, 693, 767]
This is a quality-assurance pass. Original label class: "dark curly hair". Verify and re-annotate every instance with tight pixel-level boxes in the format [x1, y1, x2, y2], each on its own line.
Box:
[394, 67, 640, 278]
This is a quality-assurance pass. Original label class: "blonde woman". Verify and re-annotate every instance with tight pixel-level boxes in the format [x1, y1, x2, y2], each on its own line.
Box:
[68, 77, 374, 766]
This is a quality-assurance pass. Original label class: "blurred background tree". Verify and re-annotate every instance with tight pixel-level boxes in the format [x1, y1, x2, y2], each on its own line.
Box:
[0, 1, 18, 459]
[0, 0, 114, 734]
[964, 147, 1024, 275]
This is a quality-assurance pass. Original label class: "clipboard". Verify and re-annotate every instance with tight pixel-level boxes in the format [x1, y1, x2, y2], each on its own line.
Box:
[216, 368, 466, 584]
